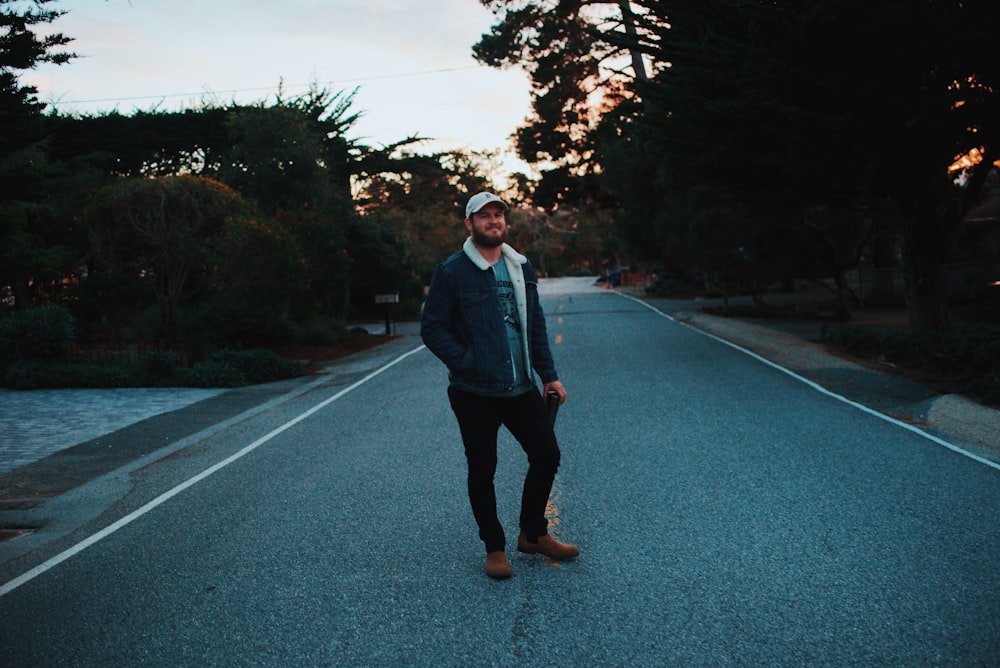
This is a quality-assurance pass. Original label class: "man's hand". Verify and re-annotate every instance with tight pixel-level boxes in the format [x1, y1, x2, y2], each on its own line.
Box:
[543, 380, 567, 405]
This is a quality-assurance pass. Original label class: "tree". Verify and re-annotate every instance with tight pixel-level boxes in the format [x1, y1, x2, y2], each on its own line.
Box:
[475, 0, 660, 166]
[633, 0, 999, 328]
[1, 0, 76, 309]
[218, 88, 362, 321]
[349, 148, 491, 314]
[274, 208, 350, 323]
[45, 107, 232, 177]
[212, 210, 305, 316]
[474, 1, 666, 215]
[1, 0, 74, 144]
[0, 141, 65, 307]
[85, 175, 254, 345]
[51, 88, 363, 323]
[473, 0, 677, 286]
[221, 87, 362, 216]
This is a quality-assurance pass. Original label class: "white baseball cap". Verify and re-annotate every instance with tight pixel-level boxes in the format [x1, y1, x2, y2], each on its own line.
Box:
[465, 192, 508, 218]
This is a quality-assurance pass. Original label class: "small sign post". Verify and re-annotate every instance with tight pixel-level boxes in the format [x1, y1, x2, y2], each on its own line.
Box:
[374, 292, 399, 335]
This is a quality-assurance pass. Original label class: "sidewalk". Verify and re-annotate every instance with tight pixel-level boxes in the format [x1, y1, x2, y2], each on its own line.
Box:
[0, 387, 225, 478]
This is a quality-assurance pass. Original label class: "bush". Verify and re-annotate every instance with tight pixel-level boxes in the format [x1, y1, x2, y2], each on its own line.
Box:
[1, 346, 304, 390]
[179, 359, 247, 388]
[824, 324, 1000, 406]
[143, 349, 181, 377]
[211, 349, 304, 384]
[295, 321, 347, 346]
[0, 304, 77, 361]
[646, 275, 700, 298]
[205, 302, 295, 349]
[179, 348, 304, 388]
[66, 271, 151, 344]
[703, 303, 789, 319]
[4, 360, 44, 390]
[3, 359, 137, 389]
[40, 362, 135, 388]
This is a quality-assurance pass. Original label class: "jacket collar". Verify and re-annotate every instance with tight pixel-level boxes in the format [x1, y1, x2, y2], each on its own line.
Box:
[462, 237, 527, 270]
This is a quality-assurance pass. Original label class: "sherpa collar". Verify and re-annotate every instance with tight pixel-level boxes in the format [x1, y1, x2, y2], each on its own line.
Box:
[462, 237, 527, 270]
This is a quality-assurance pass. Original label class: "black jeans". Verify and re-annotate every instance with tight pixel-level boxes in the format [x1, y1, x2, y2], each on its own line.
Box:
[447, 386, 561, 553]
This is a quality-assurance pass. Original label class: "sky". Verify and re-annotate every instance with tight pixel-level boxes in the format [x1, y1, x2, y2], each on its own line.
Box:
[23, 0, 534, 173]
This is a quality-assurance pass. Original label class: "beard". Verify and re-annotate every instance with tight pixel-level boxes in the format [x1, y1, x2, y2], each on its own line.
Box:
[471, 225, 507, 249]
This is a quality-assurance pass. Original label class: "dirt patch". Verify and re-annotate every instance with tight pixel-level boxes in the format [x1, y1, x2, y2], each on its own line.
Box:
[278, 331, 398, 370]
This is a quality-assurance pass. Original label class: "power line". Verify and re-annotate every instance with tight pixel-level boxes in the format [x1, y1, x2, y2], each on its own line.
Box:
[49, 64, 487, 106]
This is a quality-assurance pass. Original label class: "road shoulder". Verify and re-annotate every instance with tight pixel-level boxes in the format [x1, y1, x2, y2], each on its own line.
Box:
[673, 309, 1000, 465]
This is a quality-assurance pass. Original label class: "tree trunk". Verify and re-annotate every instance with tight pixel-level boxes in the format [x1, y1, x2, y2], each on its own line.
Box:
[901, 197, 954, 331]
[618, 0, 649, 81]
[903, 147, 998, 331]
[868, 214, 900, 305]
[12, 279, 30, 310]
[833, 270, 853, 321]
[904, 231, 952, 331]
[156, 292, 177, 347]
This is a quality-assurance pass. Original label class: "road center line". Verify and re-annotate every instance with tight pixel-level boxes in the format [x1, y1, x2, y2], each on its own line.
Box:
[617, 292, 1000, 472]
[0, 345, 427, 599]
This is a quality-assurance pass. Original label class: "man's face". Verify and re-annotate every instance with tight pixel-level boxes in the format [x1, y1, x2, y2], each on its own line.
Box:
[466, 202, 508, 248]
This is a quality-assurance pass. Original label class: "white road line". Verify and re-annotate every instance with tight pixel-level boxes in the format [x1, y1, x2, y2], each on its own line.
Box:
[0, 345, 427, 599]
[617, 292, 1000, 472]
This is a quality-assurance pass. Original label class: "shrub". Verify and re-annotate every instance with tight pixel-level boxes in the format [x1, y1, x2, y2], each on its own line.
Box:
[66, 271, 151, 344]
[3, 359, 137, 389]
[4, 360, 43, 389]
[824, 324, 1000, 407]
[179, 348, 304, 388]
[179, 359, 247, 388]
[0, 304, 77, 361]
[143, 350, 181, 377]
[206, 302, 294, 349]
[295, 321, 347, 346]
[210, 348, 304, 384]
[703, 303, 788, 319]
[40, 362, 135, 388]
[646, 276, 700, 298]
[2, 346, 304, 389]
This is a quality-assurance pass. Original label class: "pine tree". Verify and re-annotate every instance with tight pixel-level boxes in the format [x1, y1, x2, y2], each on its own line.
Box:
[1, 0, 76, 308]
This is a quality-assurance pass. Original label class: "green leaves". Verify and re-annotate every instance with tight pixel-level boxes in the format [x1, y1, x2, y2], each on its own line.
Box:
[0, 302, 76, 362]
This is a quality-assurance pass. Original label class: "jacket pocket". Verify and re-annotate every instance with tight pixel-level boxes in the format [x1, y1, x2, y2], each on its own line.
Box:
[459, 289, 493, 330]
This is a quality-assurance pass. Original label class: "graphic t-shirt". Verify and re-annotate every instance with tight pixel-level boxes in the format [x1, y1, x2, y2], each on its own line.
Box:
[492, 259, 532, 394]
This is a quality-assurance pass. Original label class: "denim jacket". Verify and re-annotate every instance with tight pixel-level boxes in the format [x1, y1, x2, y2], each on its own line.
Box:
[421, 238, 558, 394]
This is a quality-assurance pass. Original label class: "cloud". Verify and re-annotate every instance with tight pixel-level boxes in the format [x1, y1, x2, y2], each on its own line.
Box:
[25, 0, 532, 156]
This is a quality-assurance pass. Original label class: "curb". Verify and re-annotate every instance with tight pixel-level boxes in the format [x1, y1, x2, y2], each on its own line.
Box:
[674, 311, 1000, 462]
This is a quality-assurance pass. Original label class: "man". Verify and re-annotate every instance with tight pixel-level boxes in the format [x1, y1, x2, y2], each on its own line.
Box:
[421, 191, 579, 579]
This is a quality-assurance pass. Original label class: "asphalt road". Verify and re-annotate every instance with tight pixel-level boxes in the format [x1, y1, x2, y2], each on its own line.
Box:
[1, 282, 998, 666]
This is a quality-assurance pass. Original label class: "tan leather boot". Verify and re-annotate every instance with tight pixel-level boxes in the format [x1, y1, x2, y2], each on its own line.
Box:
[517, 531, 580, 560]
[485, 551, 512, 579]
